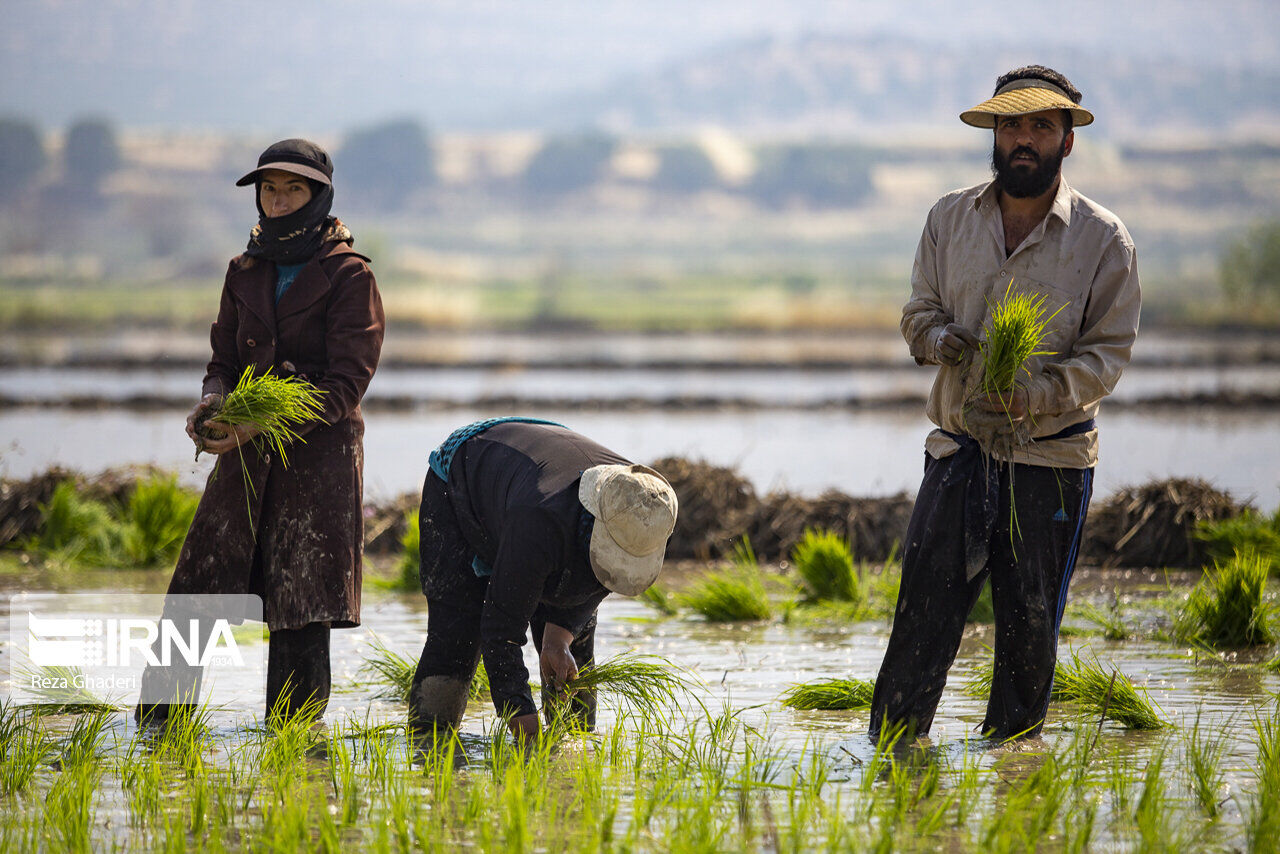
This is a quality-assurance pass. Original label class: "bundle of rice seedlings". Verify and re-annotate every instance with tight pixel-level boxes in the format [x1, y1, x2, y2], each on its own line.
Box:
[1174, 550, 1275, 648]
[24, 481, 117, 565]
[560, 653, 699, 720]
[964, 650, 1167, 730]
[977, 279, 1065, 405]
[199, 366, 327, 463]
[1196, 508, 1280, 566]
[780, 677, 875, 711]
[791, 528, 860, 603]
[396, 509, 420, 591]
[359, 634, 489, 703]
[638, 583, 679, 616]
[117, 474, 199, 566]
[17, 665, 122, 714]
[1053, 650, 1167, 730]
[678, 539, 773, 621]
[1068, 601, 1131, 640]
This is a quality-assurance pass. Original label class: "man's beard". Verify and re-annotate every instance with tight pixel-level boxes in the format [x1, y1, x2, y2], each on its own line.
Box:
[991, 138, 1067, 199]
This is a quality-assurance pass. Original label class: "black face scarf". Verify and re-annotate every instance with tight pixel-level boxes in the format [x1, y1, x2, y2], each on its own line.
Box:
[245, 181, 335, 264]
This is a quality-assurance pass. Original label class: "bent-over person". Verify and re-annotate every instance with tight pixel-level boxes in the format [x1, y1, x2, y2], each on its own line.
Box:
[409, 419, 678, 742]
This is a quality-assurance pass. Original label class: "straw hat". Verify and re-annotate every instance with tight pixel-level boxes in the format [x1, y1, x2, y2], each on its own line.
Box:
[960, 79, 1094, 129]
[579, 464, 678, 596]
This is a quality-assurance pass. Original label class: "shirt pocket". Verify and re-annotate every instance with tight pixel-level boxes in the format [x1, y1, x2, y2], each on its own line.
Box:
[995, 274, 1084, 362]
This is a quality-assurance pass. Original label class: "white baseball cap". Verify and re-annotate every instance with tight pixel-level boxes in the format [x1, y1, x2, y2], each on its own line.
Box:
[579, 464, 679, 596]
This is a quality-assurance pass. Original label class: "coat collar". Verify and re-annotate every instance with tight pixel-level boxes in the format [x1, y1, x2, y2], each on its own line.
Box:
[228, 241, 368, 327]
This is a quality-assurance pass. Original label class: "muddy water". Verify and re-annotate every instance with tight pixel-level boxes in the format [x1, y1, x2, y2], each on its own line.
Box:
[2, 404, 1278, 510]
[2, 563, 1277, 845]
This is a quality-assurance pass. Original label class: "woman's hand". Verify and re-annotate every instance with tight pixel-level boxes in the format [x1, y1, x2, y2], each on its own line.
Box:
[199, 420, 262, 456]
[186, 393, 223, 448]
[539, 623, 578, 696]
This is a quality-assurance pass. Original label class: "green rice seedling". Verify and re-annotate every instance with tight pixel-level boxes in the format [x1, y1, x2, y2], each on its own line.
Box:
[779, 677, 875, 711]
[1196, 507, 1280, 565]
[17, 664, 122, 714]
[679, 539, 773, 622]
[359, 634, 417, 702]
[1068, 600, 1131, 640]
[24, 480, 118, 565]
[1052, 649, 1168, 730]
[1246, 702, 1280, 852]
[359, 633, 490, 703]
[557, 652, 700, 724]
[977, 278, 1065, 403]
[199, 365, 327, 466]
[396, 508, 420, 590]
[966, 650, 1167, 729]
[1175, 550, 1275, 648]
[638, 583, 679, 616]
[116, 473, 199, 567]
[1184, 712, 1227, 819]
[791, 528, 861, 603]
[0, 702, 52, 795]
[967, 580, 995, 623]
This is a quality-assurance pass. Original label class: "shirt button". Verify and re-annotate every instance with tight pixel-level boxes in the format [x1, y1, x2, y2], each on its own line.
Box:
[246, 338, 256, 347]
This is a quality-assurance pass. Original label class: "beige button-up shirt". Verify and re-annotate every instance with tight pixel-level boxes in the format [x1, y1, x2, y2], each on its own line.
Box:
[901, 178, 1141, 468]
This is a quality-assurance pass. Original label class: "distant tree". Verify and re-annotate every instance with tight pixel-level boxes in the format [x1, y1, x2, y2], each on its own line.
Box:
[652, 144, 720, 193]
[522, 134, 615, 197]
[748, 144, 875, 209]
[64, 117, 121, 194]
[0, 118, 46, 203]
[1221, 220, 1280, 304]
[339, 119, 435, 210]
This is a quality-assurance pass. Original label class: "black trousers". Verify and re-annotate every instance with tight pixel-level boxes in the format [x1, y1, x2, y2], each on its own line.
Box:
[135, 621, 330, 725]
[409, 472, 597, 732]
[869, 452, 1093, 740]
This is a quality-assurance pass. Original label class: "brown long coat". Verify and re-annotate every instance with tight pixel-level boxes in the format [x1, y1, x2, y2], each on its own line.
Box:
[168, 237, 385, 630]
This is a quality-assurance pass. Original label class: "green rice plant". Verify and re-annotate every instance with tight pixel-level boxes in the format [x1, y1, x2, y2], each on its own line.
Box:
[24, 480, 118, 565]
[1052, 650, 1168, 730]
[966, 650, 1167, 729]
[0, 702, 52, 795]
[967, 580, 994, 623]
[1184, 712, 1227, 819]
[638, 583, 679, 616]
[678, 567, 773, 622]
[977, 279, 1065, 402]
[779, 677, 875, 711]
[396, 508, 420, 591]
[678, 537, 773, 622]
[558, 653, 700, 722]
[116, 473, 199, 566]
[791, 528, 861, 603]
[359, 633, 490, 703]
[200, 365, 327, 467]
[1174, 550, 1275, 648]
[1068, 600, 1131, 640]
[17, 664, 122, 714]
[1196, 507, 1280, 565]
[1246, 702, 1280, 852]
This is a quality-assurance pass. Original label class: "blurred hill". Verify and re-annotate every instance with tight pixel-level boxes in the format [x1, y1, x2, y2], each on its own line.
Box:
[3, 0, 1278, 135]
[526, 34, 1280, 138]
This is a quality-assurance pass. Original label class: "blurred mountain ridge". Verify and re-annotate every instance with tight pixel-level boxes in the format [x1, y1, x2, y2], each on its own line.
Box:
[525, 32, 1280, 138]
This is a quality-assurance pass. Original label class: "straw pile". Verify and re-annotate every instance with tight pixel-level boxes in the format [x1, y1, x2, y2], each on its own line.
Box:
[1081, 478, 1244, 568]
[648, 457, 758, 560]
[745, 489, 912, 563]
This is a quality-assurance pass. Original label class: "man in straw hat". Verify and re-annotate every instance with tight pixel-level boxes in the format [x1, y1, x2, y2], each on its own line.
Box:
[408, 418, 678, 742]
[869, 66, 1141, 740]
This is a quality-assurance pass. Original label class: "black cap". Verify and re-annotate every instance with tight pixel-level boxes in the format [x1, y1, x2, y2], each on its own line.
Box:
[235, 138, 333, 186]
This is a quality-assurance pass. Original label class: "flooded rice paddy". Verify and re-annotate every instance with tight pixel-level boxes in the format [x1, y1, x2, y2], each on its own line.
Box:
[1, 563, 1279, 850]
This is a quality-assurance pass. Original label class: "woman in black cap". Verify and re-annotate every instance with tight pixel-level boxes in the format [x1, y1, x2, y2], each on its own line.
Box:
[138, 139, 385, 725]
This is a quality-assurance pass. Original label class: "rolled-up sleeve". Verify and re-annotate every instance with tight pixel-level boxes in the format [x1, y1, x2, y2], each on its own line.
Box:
[1025, 239, 1141, 418]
